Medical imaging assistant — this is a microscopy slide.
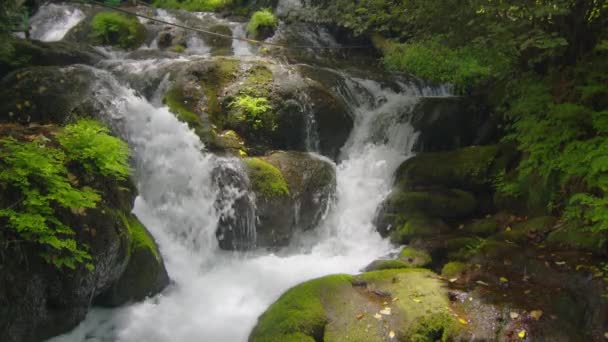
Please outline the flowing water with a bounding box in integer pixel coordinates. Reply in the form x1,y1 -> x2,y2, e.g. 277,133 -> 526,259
32,3 -> 449,341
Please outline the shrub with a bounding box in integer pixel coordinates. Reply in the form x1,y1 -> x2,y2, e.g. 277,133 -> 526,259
0,120 -> 130,270
90,12 -> 146,49
247,9 -> 278,38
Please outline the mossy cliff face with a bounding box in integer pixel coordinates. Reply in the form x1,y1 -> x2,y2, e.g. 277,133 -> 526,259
249,269 -> 461,342
0,124 -> 168,342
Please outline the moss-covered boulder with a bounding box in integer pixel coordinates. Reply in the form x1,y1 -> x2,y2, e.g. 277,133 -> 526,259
546,225 -> 606,254
387,215 -> 450,244
89,12 -> 146,49
463,217 -> 499,236
0,124 -> 169,342
250,269 -> 461,341
394,144 -> 513,193
242,152 -> 336,248
0,66 -> 98,124
440,261 -> 468,278
0,37 -> 102,78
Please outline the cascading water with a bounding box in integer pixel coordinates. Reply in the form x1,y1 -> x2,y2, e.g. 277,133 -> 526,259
34,4 -> 451,341
29,3 -> 85,42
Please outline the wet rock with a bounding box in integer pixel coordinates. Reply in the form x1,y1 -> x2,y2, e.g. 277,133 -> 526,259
0,66 -> 98,124
249,152 -> 336,248
0,38 -> 103,78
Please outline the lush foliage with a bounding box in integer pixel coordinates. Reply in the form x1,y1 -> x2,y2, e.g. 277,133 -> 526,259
152,0 -> 232,12
58,119 -> 130,180
497,53 -> 608,237
90,12 -> 146,49
0,120 -> 130,269
247,8 -> 278,37
319,0 -> 608,90
230,95 -> 276,132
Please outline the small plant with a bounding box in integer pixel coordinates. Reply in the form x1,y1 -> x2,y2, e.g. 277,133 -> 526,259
90,12 -> 146,49
247,9 -> 278,38
230,95 -> 276,132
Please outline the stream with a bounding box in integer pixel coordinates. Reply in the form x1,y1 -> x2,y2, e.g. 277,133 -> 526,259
29,2 -> 451,341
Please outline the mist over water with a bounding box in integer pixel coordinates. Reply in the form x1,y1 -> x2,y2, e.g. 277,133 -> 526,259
37,4 -> 450,341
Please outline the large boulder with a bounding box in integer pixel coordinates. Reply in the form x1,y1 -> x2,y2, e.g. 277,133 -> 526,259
164,57 -> 353,159
0,124 -> 169,342
0,38 -> 103,78
248,152 -> 336,248
215,152 -> 335,249
0,66 -> 98,124
249,269 -> 462,341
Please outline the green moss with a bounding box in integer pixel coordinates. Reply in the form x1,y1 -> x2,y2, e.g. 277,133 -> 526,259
441,262 -> 467,278
152,0 -> 232,11
119,212 -> 160,261
386,189 -> 477,219
90,12 -> 146,49
244,64 -> 273,93
395,145 -> 501,192
247,9 -> 278,38
202,58 -> 239,125
464,218 -> 498,236
445,237 -> 485,260
250,274 -> 352,342
391,215 -> 448,244
365,259 -> 410,271
163,87 -> 204,134
169,44 -> 186,53
399,247 -> 432,268
244,158 -> 290,198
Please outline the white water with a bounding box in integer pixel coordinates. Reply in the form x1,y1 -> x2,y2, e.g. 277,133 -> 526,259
29,3 -> 85,42
44,5 -> 449,342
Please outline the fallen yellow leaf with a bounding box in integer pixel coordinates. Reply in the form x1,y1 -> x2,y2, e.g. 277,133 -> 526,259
356,313 -> 364,320
380,307 -> 391,315
518,330 -> 526,339
500,277 -> 509,283
458,318 -> 468,325
373,313 -> 382,320
389,331 -> 395,339
510,312 -> 519,319
530,310 -> 543,320
412,298 -> 422,303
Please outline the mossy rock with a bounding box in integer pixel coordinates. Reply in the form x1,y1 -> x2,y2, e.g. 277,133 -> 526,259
398,247 -> 432,268
0,37 -> 102,78
445,236 -> 485,261
0,66 -> 97,124
441,261 -> 468,278
546,225 -> 607,254
244,157 -> 290,199
89,12 -> 146,49
364,259 -> 411,271
395,144 -> 510,192
250,269 -> 460,342
390,215 -> 450,244
463,217 -> 499,237
492,216 -> 557,244
206,25 -> 234,55
384,189 -> 477,220
94,213 -> 169,306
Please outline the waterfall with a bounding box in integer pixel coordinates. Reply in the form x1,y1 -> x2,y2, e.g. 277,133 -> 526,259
29,3 -> 85,42
40,4 -> 450,342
